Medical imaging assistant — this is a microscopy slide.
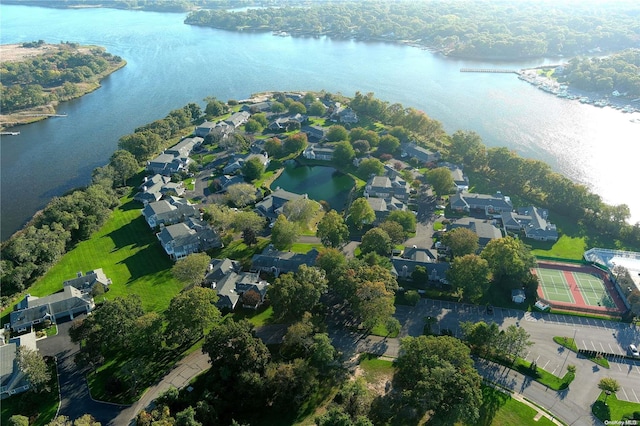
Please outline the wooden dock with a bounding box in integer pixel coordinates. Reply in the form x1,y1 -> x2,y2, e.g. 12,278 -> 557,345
0,131 -> 20,136
460,68 -> 518,74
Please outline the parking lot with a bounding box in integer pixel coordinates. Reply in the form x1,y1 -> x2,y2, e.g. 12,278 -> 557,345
403,299 -> 640,403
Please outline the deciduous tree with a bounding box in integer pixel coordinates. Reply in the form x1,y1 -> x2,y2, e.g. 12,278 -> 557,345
481,236 -> 536,286
269,265 -> 327,320
316,210 -> 349,248
241,157 -> 264,181
442,227 -> 479,258
447,254 -> 490,302
225,183 -> 258,207
387,210 -> 416,234
283,198 -> 321,225
164,287 -> 220,347
356,158 -> 385,179
271,214 -> 299,250
326,125 -> 348,142
16,346 -> 50,393
347,198 -> 375,230
172,252 -> 211,288
109,149 -> 138,186
360,228 -> 392,256
333,141 -> 356,167
427,167 -> 455,197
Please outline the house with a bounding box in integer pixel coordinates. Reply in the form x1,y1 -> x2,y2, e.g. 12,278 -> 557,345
195,121 -> 217,138
156,217 -> 222,260
240,101 -> 272,113
147,152 -> 189,176
134,174 -> 184,204
205,259 -> 268,310
255,188 -> 307,221
512,289 -> 526,304
1,332 -> 37,398
62,268 -> 111,293
165,137 -> 202,158
331,105 -> 358,124
222,153 -> 270,175
142,197 -> 199,228
303,144 -> 335,161
400,143 -> 441,164
391,247 -> 449,282
301,125 -> 326,142
449,217 -> 503,248
268,114 -> 307,132
501,206 -> 558,241
216,174 -> 246,191
251,246 -> 319,277
449,192 -> 513,215
445,164 -> 469,192
366,197 -> 407,223
364,175 -> 410,202
224,111 -> 251,128
9,286 -> 95,333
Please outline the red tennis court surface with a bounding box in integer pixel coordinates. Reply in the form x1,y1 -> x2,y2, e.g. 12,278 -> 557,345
533,260 -> 627,316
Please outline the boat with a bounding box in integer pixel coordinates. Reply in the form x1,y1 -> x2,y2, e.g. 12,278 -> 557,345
0,131 -> 20,136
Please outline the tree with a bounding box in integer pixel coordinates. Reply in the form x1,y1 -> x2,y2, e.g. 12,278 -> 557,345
271,101 -> 286,113
316,210 -> 349,248
164,287 -> 220,347
449,130 -> 487,170
347,198 -> 375,230
118,131 -> 162,163
8,415 -> 29,426
205,97 -> 227,116
283,132 -> 307,154
109,149 -> 138,186
283,198 -> 321,225
281,312 -> 315,359
288,101 -> 307,114
333,141 -> 356,167
241,157 -> 264,181
395,335 -> 483,424
131,312 -> 165,357
360,228 -> 392,256
356,158 -> 385,179
244,118 -> 263,133
225,183 -> 258,207
326,125 -> 349,142
232,211 -> 266,234
353,280 -> 395,330
598,377 -> 620,403
264,137 -> 283,158
172,252 -> 210,288
481,236 -> 536,287
351,139 -> 370,157
308,100 -> 326,116
316,247 -> 347,284
447,254 -> 491,302
349,127 -> 379,146
16,346 -> 51,393
269,265 -> 328,320
377,134 -> 400,155
427,167 -> 455,197
441,227 -> 479,257
242,227 -> 258,245
378,220 -> 405,245
387,210 -> 416,234
271,214 -> 299,250
175,406 -> 202,426
497,324 -> 533,360
460,321 -> 500,356
204,204 -> 234,231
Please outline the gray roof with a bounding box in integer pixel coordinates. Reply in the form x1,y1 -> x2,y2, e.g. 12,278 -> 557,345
62,268 -> 111,291
251,246 -> 319,275
205,258 -> 242,283
450,192 -> 513,212
255,189 -> 306,219
450,217 -> 503,247
10,287 -> 94,331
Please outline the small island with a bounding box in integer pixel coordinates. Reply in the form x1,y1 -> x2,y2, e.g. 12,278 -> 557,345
0,41 -> 126,131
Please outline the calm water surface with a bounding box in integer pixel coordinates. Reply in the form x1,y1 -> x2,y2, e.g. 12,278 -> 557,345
272,165 -> 354,211
1,5 -> 638,239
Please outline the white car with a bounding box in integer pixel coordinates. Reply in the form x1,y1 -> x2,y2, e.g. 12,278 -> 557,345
629,344 -> 639,357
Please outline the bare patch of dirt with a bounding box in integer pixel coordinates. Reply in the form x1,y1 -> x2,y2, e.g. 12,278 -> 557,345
1,43 -> 91,63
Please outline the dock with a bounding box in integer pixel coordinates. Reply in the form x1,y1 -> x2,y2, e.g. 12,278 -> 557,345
460,68 -> 518,74
0,131 -> 20,136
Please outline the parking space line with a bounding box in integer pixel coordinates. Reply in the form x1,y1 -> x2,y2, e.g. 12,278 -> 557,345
622,387 -> 630,401
582,340 -> 588,351
543,360 -> 550,369
633,388 -> 639,403
535,355 -> 541,362
616,363 -> 622,371
600,342 -> 606,353
635,366 -> 640,376
591,341 -> 597,351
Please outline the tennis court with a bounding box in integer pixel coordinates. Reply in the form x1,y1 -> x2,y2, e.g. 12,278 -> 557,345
534,268 -> 575,304
572,271 -> 615,308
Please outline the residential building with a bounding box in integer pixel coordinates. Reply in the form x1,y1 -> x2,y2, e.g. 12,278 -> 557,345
1,333 -> 37,398
501,206 -> 558,241
142,197 -> 199,228
442,163 -> 469,192
134,174 -> 185,204
391,246 -> 449,282
62,268 -> 111,293
303,144 -> 335,161
146,137 -> 202,176
366,197 -> 407,222
331,105 -> 358,124
222,153 -> 270,175
240,101 -> 272,113
195,121 -> 217,138
156,217 -> 222,260
251,246 -> 319,277
301,125 -> 326,142
9,286 -> 95,333
224,111 -> 251,128
449,192 -> 513,215
364,175 -> 410,202
450,217 -> 503,248
400,143 -> 441,164
255,188 -> 307,221
204,260 -> 269,310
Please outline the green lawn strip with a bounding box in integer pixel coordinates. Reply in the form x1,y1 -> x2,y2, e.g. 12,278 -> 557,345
290,242 -> 323,253
0,358 -> 59,425
476,385 -> 557,426
209,238 -> 270,269
553,336 -> 610,368
358,353 -> 395,384
530,234 -> 586,260
592,391 -> 640,423
489,356 -> 574,391
370,322 -> 400,338
232,305 -> 275,327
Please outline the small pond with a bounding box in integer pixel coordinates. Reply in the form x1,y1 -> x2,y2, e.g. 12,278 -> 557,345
271,164 -> 355,212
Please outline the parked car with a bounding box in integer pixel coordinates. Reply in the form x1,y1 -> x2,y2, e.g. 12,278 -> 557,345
629,344 -> 639,357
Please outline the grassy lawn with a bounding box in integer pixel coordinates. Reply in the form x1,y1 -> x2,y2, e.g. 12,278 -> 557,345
477,385 -> 556,426
530,234 -> 587,260
510,357 -> 575,390
232,305 -> 275,327
1,358 -> 59,426
1,195 -> 183,323
553,336 -> 610,368
593,391 -> 640,423
370,322 -> 400,338
358,353 -> 395,384
290,242 -> 323,253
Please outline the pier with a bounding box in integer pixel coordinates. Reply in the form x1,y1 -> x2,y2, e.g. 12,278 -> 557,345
0,132 -> 21,136
460,68 -> 518,74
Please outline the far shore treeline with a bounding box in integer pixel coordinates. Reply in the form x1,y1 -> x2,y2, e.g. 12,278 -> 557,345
1,91 -> 639,308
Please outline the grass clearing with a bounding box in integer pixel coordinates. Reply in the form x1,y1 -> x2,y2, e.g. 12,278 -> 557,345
553,336 -> 610,368
370,322 -> 400,338
290,242 -> 323,253
358,353 -> 395,384
592,391 -> 640,423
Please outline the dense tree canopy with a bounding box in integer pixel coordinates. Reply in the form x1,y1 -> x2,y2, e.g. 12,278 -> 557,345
441,227 -> 479,258
171,253 -> 211,289
447,254 -> 491,302
165,287 -> 220,347
271,214 -> 299,250
347,198 -> 375,230
269,265 -> 328,320
316,210 -> 349,248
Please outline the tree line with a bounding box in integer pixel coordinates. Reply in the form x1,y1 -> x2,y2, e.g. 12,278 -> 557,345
0,44 -> 125,113
559,49 -> 640,97
185,0 -> 640,59
0,104 -> 202,303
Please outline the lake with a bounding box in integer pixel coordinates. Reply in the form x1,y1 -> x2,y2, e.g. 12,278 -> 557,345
1,5 -> 638,240
271,164 -> 355,212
